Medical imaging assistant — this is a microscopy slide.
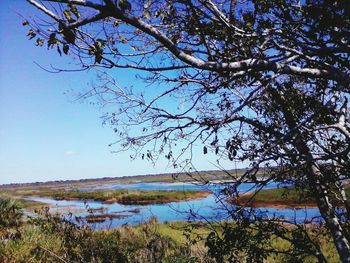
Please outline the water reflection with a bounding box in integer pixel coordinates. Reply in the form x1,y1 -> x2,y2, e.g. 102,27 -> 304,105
27,182 -> 321,228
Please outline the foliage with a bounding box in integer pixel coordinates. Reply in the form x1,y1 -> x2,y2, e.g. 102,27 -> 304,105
206,220 -> 271,262
23,0 -> 350,261
0,199 -> 23,240
0,199 -> 23,229
205,218 -> 334,263
0,207 -> 206,263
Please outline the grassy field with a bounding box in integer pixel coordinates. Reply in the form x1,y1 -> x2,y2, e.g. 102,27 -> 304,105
233,187 -> 350,208
14,199 -> 48,211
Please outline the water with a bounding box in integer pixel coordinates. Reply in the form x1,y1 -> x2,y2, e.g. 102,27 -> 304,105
27,182 -> 321,228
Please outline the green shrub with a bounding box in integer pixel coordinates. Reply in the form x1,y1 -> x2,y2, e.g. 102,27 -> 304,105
0,199 -> 23,229
0,198 -> 23,241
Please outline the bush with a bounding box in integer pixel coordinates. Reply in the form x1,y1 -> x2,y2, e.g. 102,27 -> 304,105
0,199 -> 23,228
0,199 -> 23,240
0,206 -> 208,262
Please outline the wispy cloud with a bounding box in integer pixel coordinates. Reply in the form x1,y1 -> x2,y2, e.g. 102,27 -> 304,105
64,150 -> 79,156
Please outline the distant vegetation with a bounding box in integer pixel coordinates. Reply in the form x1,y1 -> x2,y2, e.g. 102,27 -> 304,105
0,168 -> 263,190
5,188 -> 210,206
232,187 -> 350,208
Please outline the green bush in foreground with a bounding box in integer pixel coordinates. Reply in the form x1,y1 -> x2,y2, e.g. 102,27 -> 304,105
0,199 -> 23,228
0,205 -> 203,263
0,199 -> 23,240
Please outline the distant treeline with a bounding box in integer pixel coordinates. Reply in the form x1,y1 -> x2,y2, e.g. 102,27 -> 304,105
0,167 -> 271,189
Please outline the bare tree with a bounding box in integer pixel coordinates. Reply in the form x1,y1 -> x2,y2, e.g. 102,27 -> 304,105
24,0 -> 350,261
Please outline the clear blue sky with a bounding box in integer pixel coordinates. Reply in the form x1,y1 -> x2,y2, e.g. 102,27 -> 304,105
0,1 -> 236,184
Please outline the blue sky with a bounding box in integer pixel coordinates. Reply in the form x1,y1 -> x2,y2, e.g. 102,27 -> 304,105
0,1 -> 236,184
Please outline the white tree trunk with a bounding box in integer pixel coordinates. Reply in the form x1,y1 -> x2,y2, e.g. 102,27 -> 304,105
311,165 -> 350,263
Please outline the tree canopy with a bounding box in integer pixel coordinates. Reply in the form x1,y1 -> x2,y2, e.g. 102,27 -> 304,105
25,0 -> 350,261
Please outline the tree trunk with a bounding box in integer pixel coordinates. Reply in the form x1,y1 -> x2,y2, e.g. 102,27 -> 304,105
274,89 -> 350,262
310,164 -> 350,263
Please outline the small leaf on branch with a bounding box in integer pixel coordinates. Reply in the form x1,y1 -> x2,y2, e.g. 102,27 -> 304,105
119,0 -> 132,12
69,4 -> 80,19
47,33 -> 57,48
144,0 -> 151,9
27,29 -> 36,40
36,38 -> 44,46
144,10 -> 151,20
95,39 -> 107,48
119,36 -> 128,44
63,10 -> 74,22
61,28 -> 76,44
63,44 -> 69,55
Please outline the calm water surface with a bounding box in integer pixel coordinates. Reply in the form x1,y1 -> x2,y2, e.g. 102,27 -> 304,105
28,182 -> 321,228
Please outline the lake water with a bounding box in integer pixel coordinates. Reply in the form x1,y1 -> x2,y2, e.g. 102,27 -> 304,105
28,182 -> 321,228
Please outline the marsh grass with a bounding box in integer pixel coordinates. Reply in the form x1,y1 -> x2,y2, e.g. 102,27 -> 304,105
17,189 -> 210,205
235,187 -> 350,208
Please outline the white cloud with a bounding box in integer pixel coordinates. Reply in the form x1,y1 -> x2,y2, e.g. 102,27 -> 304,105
64,150 -> 79,156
